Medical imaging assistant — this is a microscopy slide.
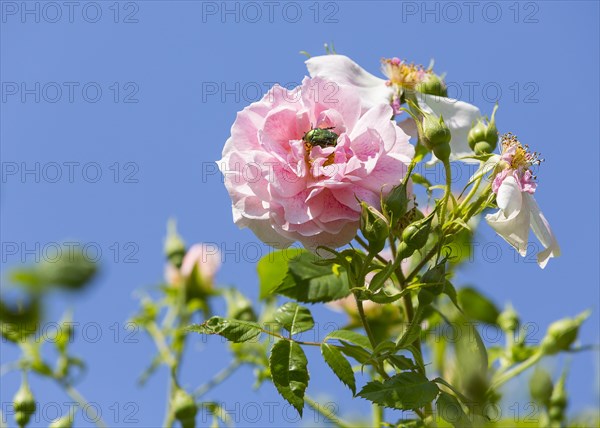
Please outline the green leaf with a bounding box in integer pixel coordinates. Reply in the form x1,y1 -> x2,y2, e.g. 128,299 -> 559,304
325,330 -> 373,351
454,322 -> 489,402
274,251 -> 350,303
187,317 -> 262,343
325,330 -> 373,364
455,323 -> 488,375
337,343 -> 372,365
443,281 -> 461,312
321,343 -> 356,395
457,287 -> 499,325
358,372 -> 439,410
257,249 -> 304,299
0,297 -> 41,342
436,392 -> 472,428
529,368 -> 553,405
10,244 -> 98,292
445,227 -> 473,266
388,355 -> 418,371
274,302 -> 314,335
269,339 -> 309,415
411,173 -> 432,190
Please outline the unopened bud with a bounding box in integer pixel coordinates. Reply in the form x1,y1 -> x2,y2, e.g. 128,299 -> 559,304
468,104 -> 499,155
360,202 -> 390,254
540,311 -> 589,355
416,73 -> 448,97
422,113 -> 451,161
13,379 -> 36,428
399,214 -> 434,258
172,388 -> 197,428
384,182 -> 410,222
498,305 -> 520,333
164,219 -> 186,268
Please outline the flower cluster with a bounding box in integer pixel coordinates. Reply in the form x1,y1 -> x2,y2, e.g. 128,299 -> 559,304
218,53 -> 559,267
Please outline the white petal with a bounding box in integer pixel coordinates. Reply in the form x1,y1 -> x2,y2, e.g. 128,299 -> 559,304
306,55 -> 392,111
496,176 -> 523,217
485,182 -> 530,256
523,193 -> 561,268
417,94 -> 481,163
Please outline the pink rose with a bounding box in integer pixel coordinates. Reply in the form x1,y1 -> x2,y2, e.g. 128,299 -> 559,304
218,77 -> 414,249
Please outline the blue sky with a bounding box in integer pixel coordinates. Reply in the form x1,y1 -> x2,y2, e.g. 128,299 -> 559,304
1,1 -> 599,426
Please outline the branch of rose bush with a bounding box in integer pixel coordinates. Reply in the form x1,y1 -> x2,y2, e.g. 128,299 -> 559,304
304,395 -> 354,428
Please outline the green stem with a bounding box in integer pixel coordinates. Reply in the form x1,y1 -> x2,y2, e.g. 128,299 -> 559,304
146,322 -> 177,369
62,384 -> 107,428
457,169 -> 483,213
355,236 -> 389,265
354,295 -> 378,350
405,245 -> 440,284
353,294 -> 389,380
305,395 -> 354,428
160,284 -> 190,428
194,360 -> 243,398
162,378 -> 176,428
489,351 -> 544,392
372,403 -> 384,427
439,160 -> 452,231
259,327 -> 322,346
461,182 -> 493,223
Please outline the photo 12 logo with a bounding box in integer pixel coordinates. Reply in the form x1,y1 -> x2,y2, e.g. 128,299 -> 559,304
400,1 -> 540,24
201,1 -> 340,24
1,1 -> 140,24
1,82 -> 139,104
1,161 -> 140,184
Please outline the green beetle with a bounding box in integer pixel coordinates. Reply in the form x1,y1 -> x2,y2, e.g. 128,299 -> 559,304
302,126 -> 339,148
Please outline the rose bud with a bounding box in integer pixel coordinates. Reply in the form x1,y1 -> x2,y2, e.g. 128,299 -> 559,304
468,104 -> 499,155
497,305 -> 520,333
164,219 -> 186,269
397,214 -> 434,258
540,311 -> 589,355
13,379 -> 36,428
416,73 -> 448,97
360,202 -> 390,254
422,112 -> 451,162
172,388 -> 198,428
